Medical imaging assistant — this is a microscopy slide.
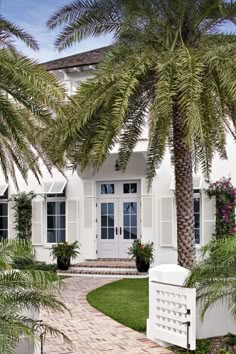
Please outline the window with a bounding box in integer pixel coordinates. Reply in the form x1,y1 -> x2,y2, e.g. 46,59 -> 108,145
194,194 -> 201,244
47,201 -> 66,243
0,203 -> 8,240
123,183 -> 137,194
101,184 -> 114,194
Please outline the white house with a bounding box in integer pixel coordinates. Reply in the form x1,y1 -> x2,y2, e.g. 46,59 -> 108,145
3,46 -> 236,265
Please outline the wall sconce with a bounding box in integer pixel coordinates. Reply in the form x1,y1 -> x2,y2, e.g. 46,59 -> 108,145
115,160 -> 120,171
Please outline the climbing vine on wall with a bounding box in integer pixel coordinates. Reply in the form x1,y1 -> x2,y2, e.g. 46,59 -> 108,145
10,192 -> 36,240
206,178 -> 236,238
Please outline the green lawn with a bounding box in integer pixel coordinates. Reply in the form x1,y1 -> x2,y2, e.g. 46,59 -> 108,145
87,278 -> 148,332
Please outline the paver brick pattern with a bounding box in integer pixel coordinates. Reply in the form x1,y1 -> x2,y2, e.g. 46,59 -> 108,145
41,276 -> 173,354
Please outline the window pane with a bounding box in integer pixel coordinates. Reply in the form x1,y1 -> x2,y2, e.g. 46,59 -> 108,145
130,183 -> 137,193
0,204 -> 7,216
195,229 -> 200,244
101,228 -> 107,239
194,214 -> 200,229
47,216 -> 56,229
47,202 -> 56,215
123,184 -> 130,193
101,203 -> 107,215
101,215 -> 107,227
123,215 -> 130,227
108,215 -> 114,227
47,230 -> 56,243
0,217 -> 7,230
101,184 -> 114,194
0,230 -> 7,240
194,198 -> 200,213
57,202 -> 65,215
108,227 -> 114,239
124,228 -> 130,239
57,229 -> 65,242
57,215 -> 65,229
131,228 -> 137,239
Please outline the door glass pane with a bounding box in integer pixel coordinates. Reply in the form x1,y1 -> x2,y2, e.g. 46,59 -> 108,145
130,202 -> 137,214
108,227 -> 114,239
108,215 -> 114,227
123,202 -> 130,214
101,203 -> 107,215
101,228 -> 107,239
131,228 -> 137,239
123,215 -> 129,226
101,215 -> 107,227
108,203 -> 114,214
131,215 -> 137,226
124,228 -> 130,239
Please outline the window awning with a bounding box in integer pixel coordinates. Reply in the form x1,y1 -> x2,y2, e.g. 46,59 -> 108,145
0,184 -> 8,196
170,176 -> 202,190
42,180 -> 67,194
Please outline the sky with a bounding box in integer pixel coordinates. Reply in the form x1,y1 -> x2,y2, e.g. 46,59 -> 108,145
2,0 -> 113,63
3,1 -> 236,63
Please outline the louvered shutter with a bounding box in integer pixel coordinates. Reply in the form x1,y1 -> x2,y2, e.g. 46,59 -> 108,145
83,181 -> 95,228
32,200 -> 44,245
141,178 -> 154,243
66,200 -> 79,242
160,197 -> 174,247
8,201 -> 16,239
202,193 -> 215,244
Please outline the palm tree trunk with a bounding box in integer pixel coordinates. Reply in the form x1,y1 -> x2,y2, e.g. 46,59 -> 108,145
172,105 -> 196,269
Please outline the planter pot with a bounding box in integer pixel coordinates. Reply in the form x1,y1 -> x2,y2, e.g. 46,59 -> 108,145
136,257 -> 150,273
57,256 -> 70,271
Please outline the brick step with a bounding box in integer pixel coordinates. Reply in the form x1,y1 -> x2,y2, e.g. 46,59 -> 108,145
72,260 -> 136,269
59,268 -> 147,276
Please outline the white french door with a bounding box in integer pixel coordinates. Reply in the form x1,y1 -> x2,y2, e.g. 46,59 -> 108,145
97,181 -> 141,258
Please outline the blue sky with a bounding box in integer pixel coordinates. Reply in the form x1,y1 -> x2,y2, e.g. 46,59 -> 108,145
3,1 -> 236,63
3,0 -> 113,62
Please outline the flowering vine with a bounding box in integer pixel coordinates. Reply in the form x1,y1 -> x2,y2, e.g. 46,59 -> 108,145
206,178 -> 236,237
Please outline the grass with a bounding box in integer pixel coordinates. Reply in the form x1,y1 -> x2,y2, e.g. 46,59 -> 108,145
87,278 -> 148,332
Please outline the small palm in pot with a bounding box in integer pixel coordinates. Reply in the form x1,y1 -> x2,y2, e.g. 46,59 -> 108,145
128,240 -> 154,272
51,241 -> 80,270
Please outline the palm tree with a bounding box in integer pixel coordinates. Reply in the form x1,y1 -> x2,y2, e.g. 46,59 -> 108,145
0,240 -> 71,354
48,0 -> 236,269
186,235 -> 236,319
0,16 -> 65,186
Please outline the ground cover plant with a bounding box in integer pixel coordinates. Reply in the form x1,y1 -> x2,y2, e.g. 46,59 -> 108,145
87,278 -> 148,332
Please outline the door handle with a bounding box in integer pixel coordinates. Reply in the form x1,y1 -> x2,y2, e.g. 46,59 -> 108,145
120,227 -> 122,235
115,227 -> 118,235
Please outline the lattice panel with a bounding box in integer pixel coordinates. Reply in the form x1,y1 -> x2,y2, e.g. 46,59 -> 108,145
150,282 -> 196,350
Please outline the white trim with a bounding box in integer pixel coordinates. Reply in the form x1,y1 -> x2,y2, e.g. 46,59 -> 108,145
0,184 -> 8,196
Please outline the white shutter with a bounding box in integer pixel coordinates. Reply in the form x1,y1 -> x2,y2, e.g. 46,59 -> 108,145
8,201 -> 16,240
84,181 -> 94,197
66,200 -> 79,242
202,193 -> 215,244
160,197 -> 174,247
83,181 -> 95,229
32,200 -> 44,245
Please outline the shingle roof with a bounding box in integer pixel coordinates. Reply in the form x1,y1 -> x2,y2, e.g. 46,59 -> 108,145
42,46 -> 111,71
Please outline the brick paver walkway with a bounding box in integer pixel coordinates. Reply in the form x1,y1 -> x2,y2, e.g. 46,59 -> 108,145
42,276 -> 173,354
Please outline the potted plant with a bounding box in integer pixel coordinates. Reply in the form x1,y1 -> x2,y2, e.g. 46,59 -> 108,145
50,241 -> 80,270
128,239 -> 154,272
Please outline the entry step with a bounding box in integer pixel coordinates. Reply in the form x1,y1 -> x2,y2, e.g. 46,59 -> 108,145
71,259 -> 136,269
59,268 -> 147,276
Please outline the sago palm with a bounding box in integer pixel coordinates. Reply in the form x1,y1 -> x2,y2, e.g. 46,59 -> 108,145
0,16 -> 65,186
186,235 -> 236,319
48,0 -> 236,268
0,240 -> 71,354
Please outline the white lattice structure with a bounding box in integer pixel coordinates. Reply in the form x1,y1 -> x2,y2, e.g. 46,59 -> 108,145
147,264 -> 196,350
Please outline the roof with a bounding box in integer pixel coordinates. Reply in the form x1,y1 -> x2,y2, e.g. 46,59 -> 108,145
42,46 -> 111,71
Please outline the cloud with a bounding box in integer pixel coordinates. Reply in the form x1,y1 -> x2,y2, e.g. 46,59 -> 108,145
3,0 -> 113,62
